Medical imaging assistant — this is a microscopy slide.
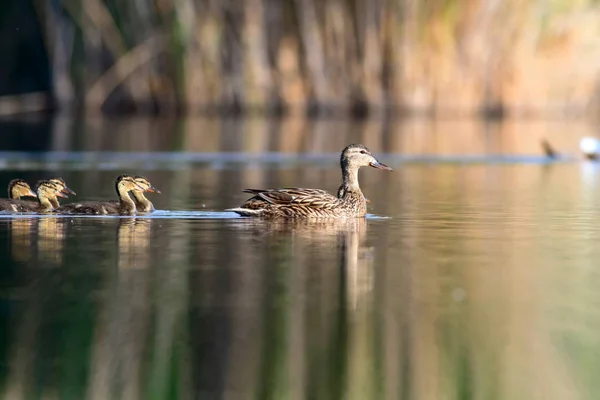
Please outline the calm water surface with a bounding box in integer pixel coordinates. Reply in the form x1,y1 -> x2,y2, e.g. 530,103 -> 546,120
1,119 -> 600,399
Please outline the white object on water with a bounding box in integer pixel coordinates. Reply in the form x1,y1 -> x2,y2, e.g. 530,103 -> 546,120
580,137 -> 600,156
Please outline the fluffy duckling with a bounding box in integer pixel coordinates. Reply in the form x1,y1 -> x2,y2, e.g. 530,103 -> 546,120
54,175 -> 145,215
47,178 -> 76,208
12,180 -> 69,213
0,179 -> 37,212
7,179 -> 35,200
107,176 -> 160,213
131,176 -> 160,212
17,177 -> 76,209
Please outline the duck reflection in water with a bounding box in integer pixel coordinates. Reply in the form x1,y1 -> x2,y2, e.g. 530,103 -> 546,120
200,217 -> 376,397
86,218 -> 154,400
117,217 -> 153,269
9,217 -> 69,266
37,217 -> 68,265
230,217 -> 373,308
10,218 -> 35,263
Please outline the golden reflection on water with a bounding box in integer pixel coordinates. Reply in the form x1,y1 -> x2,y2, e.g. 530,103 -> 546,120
37,217 -> 67,265
87,218 -> 154,400
10,217 -> 68,265
10,218 -> 34,263
45,116 -> 597,158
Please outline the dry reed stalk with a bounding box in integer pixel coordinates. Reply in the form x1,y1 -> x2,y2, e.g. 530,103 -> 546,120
14,0 -> 599,116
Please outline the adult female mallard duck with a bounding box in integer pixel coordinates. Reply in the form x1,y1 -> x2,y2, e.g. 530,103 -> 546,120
54,175 -> 145,215
228,144 -> 393,218
8,180 -> 70,213
106,176 -> 160,213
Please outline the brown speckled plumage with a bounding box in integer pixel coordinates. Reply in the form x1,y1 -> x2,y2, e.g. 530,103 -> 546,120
228,144 -> 392,218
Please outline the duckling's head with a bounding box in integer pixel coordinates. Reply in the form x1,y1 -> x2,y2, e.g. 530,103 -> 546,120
134,176 -> 161,194
115,174 -> 145,194
340,144 -> 393,171
35,180 -> 69,200
49,177 -> 76,196
8,179 -> 36,199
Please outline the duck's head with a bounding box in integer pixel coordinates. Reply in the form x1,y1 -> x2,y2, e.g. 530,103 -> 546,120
134,176 -> 161,194
8,179 -> 36,199
35,180 -> 69,200
48,177 -> 76,196
340,144 -> 393,171
115,174 -> 146,194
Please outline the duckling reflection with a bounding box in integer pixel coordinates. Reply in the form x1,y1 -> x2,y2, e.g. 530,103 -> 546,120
10,218 -> 36,263
86,218 -> 154,400
117,218 -> 152,269
37,217 -> 68,265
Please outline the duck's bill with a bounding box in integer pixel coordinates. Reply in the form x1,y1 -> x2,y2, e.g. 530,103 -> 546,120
62,186 -> 76,196
369,161 -> 393,171
26,189 -> 37,197
56,191 -> 69,198
146,186 -> 161,194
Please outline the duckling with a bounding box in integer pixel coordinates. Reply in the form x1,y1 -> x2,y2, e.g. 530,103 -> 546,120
106,176 -> 160,213
228,144 -> 393,218
8,179 -> 36,199
18,177 -> 76,209
47,178 -> 77,208
11,180 -> 69,213
0,179 -> 37,212
54,175 -> 145,215
131,176 -> 160,212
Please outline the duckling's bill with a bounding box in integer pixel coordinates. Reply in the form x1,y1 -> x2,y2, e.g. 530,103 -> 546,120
145,185 -> 161,194
61,186 -> 76,195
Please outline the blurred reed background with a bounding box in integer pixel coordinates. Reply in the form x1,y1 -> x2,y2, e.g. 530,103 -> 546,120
3,0 -> 600,117
0,116 -> 594,157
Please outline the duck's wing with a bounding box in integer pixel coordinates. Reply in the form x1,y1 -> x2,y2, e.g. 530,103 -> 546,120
241,187 -> 339,209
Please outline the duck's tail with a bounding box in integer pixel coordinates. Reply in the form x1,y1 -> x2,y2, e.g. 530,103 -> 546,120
226,207 -> 264,217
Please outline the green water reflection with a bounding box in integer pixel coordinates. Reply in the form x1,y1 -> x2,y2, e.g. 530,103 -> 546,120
0,161 -> 599,400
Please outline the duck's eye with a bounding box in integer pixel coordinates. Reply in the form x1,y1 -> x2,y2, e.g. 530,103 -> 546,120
360,150 -> 367,154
